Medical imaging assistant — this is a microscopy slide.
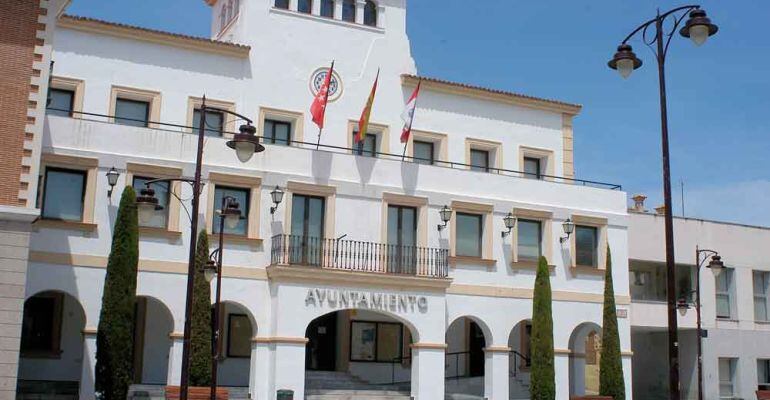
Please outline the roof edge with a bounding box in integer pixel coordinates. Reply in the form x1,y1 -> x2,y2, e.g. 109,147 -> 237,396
58,15 -> 250,58
402,74 -> 582,115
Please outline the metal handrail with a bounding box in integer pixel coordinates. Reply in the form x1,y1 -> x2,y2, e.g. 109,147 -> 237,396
510,350 -> 531,378
270,234 -> 449,278
46,108 -> 622,190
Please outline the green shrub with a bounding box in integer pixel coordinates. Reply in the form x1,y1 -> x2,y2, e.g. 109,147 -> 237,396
189,230 -> 212,386
530,256 -> 555,400
600,245 -> 626,400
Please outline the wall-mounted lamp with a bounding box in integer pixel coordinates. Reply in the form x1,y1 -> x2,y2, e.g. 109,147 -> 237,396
559,218 -> 575,244
270,186 -> 284,215
501,212 -> 517,238
437,205 -> 452,232
106,167 -> 120,198
676,297 -> 691,317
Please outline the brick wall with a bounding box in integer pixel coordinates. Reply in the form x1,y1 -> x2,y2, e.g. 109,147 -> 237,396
0,0 -> 41,207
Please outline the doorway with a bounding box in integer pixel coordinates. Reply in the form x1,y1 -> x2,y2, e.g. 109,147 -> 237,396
290,194 -> 325,265
306,312 -> 337,371
387,205 -> 417,274
468,321 -> 486,377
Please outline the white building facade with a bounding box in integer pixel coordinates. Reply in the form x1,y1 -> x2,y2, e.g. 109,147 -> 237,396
16,1 -> 637,400
629,203 -> 770,400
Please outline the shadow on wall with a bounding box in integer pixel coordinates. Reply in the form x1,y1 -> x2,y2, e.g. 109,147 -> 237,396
311,150 -> 333,185
400,162 -> 418,194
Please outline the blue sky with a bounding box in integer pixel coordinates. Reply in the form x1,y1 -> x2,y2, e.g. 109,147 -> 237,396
66,1 -> 770,226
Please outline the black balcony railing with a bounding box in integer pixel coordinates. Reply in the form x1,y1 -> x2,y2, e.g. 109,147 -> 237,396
270,234 -> 449,278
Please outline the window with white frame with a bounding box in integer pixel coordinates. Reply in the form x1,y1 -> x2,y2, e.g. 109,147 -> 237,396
754,271 -> 770,322
523,157 -> 542,180
41,167 -> 86,222
759,359 -> 770,390
413,140 -> 434,165
115,98 -> 150,127
716,268 -> 734,319
456,212 -> 483,258
718,358 -> 737,398
517,219 -> 542,262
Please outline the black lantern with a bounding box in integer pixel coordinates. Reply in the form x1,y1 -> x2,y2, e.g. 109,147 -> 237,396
677,297 -> 691,317
221,198 -> 242,230
203,260 -> 218,283
560,218 -> 575,243
106,167 -> 120,198
226,123 -> 264,163
707,254 -> 725,277
608,44 -> 643,79
437,205 -> 452,232
501,212 -> 517,238
270,186 -> 284,215
679,9 -> 719,46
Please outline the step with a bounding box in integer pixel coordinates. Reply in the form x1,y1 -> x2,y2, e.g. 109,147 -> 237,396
306,389 -> 411,400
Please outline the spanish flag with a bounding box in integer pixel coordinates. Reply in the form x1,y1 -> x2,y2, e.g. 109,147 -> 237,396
356,69 -> 380,144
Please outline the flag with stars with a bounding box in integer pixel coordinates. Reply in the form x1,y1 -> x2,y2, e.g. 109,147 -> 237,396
311,61 -> 335,130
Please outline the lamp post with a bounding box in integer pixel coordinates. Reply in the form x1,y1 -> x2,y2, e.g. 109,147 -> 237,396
135,97 -> 263,400
203,196 -> 242,400
676,247 -> 724,400
608,6 -> 718,398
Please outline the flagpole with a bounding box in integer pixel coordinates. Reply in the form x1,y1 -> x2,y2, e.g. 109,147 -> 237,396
402,79 -> 421,162
315,126 -> 323,150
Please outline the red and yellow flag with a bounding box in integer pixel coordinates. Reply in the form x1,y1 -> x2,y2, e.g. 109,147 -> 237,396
356,69 -> 380,144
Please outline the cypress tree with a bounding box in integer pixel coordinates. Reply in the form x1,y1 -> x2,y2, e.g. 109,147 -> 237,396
600,245 -> 626,399
530,256 -> 555,400
95,186 -> 139,400
189,230 -> 212,386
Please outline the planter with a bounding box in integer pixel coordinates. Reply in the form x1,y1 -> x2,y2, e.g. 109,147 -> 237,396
757,390 -> 770,400
164,386 -> 229,400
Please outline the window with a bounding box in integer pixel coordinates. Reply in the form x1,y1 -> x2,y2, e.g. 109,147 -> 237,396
470,149 -> 489,172
387,205 -> 417,273
115,98 -> 150,127
41,167 -> 86,221
132,176 -> 170,229
320,0 -> 334,17
20,293 -> 63,356
754,271 -> 769,321
716,268 -> 734,319
353,132 -> 377,157
47,88 -> 74,117
290,194 -> 325,265
517,219 -> 542,262
523,157 -> 542,180
350,321 -> 403,362
575,225 -> 598,267
264,119 -> 291,145
226,314 -> 251,358
456,213 -> 483,258
213,186 -> 249,236
363,0 -> 377,26
298,0 -> 312,13
193,108 -> 225,137
718,358 -> 736,398
759,359 -> 770,391
275,0 -> 289,9
342,0 -> 356,22
413,140 -> 434,165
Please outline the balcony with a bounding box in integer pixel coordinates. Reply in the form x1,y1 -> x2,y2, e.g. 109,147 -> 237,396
270,234 -> 449,279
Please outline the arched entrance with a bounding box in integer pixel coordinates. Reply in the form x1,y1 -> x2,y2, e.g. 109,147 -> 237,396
445,316 -> 489,398
569,322 -> 602,397
132,296 -> 173,384
17,290 -> 85,397
215,301 -> 256,387
304,309 -> 414,395
508,319 -> 532,399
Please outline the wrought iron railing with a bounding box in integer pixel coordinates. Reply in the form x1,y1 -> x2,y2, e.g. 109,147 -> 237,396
270,234 -> 449,278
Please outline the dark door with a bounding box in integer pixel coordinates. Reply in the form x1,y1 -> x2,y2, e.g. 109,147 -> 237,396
306,313 -> 337,371
468,322 -> 486,377
290,194 -> 325,265
387,205 -> 417,274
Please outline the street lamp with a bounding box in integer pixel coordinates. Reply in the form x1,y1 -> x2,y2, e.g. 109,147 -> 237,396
501,212 -> 517,238
608,7 -> 718,399
106,167 -> 120,198
677,247 -> 724,400
134,96 -> 262,400
269,186 -> 285,215
437,205 -> 452,232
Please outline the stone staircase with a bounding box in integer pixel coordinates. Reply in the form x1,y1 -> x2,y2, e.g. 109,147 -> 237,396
127,385 -> 250,400
305,371 -> 411,399
509,371 -> 531,399
16,380 -> 79,400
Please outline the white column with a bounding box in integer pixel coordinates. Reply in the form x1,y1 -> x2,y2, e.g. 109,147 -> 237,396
289,0 -> 298,12
273,341 -> 307,399
555,352 -> 571,399
79,331 -> 97,400
354,0 -> 365,24
250,341 -> 272,400
411,346 -> 445,400
483,347 -> 510,400
311,0 -> 321,15
333,0 -> 342,20
166,334 -> 184,385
